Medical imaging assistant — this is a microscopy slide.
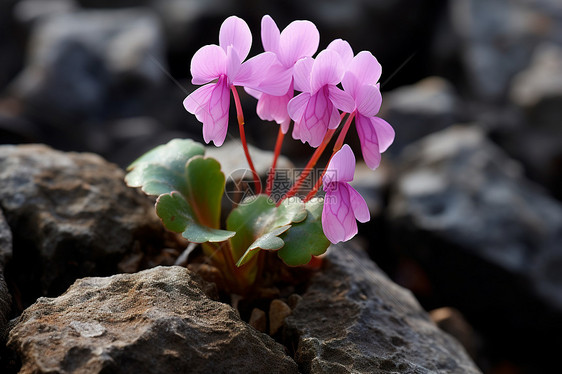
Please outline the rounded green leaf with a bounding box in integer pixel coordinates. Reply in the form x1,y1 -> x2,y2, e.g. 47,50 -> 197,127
278,198 -> 330,266
156,192 -> 235,243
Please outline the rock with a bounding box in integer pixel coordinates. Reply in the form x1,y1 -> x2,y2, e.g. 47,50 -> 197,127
505,43 -> 562,199
0,144 -> 164,306
11,8 -> 167,147
249,308 -> 267,333
284,243 -> 480,374
430,307 -> 480,361
287,294 -> 302,310
388,125 -> 562,370
380,77 -> 459,156
269,299 -> 291,336
449,0 -> 561,101
0,209 -> 12,330
8,266 -> 299,374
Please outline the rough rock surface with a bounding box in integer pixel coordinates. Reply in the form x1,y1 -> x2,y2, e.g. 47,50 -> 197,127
381,77 -> 459,156
388,125 -> 562,367
0,209 -> 12,331
284,243 -> 480,374
0,144 -> 164,305
8,266 -> 299,374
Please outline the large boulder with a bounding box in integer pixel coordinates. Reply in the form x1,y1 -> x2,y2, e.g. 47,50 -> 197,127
7,266 -> 299,374
0,144 -> 164,306
284,243 -> 481,374
388,125 -> 562,370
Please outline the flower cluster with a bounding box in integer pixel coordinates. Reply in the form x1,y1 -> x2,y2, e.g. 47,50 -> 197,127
184,15 -> 394,244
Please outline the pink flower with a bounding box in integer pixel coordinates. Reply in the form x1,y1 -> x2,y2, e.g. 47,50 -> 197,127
245,15 -> 320,133
331,40 -> 395,169
287,49 -> 355,148
322,144 -> 369,244
183,16 -> 276,146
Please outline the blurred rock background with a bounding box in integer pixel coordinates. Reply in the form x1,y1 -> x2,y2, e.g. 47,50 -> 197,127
0,0 -> 561,373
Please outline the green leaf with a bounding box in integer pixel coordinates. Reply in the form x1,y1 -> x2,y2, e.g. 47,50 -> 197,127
157,192 -> 235,243
125,138 -> 234,244
125,139 -> 205,196
277,198 -> 330,266
226,195 -> 307,267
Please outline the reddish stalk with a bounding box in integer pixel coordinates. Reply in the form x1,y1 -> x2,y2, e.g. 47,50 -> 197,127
265,125 -> 286,196
231,86 -> 262,195
304,111 -> 357,202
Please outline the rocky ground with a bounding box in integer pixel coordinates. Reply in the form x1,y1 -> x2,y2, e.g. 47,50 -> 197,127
1,0 -> 561,373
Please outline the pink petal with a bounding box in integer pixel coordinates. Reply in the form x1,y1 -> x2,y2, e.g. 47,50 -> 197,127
355,114 -> 381,170
327,39 -> 354,67
311,50 -> 344,93
261,15 -> 280,53
298,89 -> 332,147
326,144 -> 355,183
342,51 -> 382,95
322,185 -> 358,243
278,20 -> 320,67
225,45 -> 242,84
287,92 -> 310,124
183,83 -> 215,119
219,16 -> 252,60
327,103 -> 341,130
345,184 -> 370,223
293,57 -> 313,92
355,84 -> 382,117
328,85 -> 355,113
203,76 -> 230,146
255,89 -> 293,128
372,116 -> 395,153
232,51 -> 277,90
244,87 -> 262,100
190,45 -> 227,85
254,62 -> 293,96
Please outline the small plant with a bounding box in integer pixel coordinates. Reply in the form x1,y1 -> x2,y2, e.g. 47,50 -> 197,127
125,15 -> 394,295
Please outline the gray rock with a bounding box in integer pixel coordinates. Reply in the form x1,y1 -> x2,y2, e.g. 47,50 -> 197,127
12,8 -> 166,125
381,77 -> 459,156
388,125 -> 562,367
284,243 -> 480,374
8,266 -> 299,374
0,209 -> 12,333
450,0 -> 562,101
0,144 -> 164,305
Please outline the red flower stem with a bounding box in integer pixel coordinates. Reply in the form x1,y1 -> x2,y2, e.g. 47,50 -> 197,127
333,110 -> 356,153
276,127 -> 336,206
231,85 -> 262,195
265,125 -> 286,196
304,111 -> 356,202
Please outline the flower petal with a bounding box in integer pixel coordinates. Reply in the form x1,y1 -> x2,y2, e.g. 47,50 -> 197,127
371,116 -> 395,153
343,51 -> 382,94
287,92 -> 310,124
232,51 -> 276,89
345,184 -> 370,223
225,45 -> 242,83
326,144 -> 355,183
311,49 -> 344,93
327,39 -> 354,67
261,15 -> 280,53
293,56 -> 313,92
278,20 -> 320,67
254,62 -> 293,96
183,83 -> 215,118
322,185 -> 357,243
219,16 -> 252,60
255,89 -> 293,128
203,77 -> 230,146
190,45 -> 227,85
328,85 -> 355,113
299,89 -> 332,147
355,84 -> 382,117
355,114 -> 381,170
